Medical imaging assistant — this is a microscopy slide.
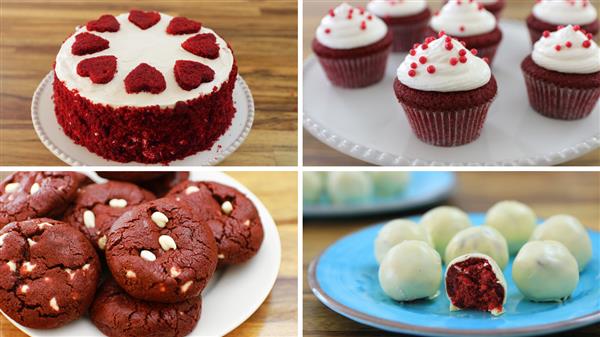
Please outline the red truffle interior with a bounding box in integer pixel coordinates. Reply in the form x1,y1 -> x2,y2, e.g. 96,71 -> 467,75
445,257 -> 504,314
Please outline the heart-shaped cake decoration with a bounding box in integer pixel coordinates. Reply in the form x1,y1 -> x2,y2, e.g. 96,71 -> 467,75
86,14 -> 120,32
128,9 -> 161,30
71,32 -> 110,56
181,33 -> 220,59
174,60 -> 215,90
167,17 -> 202,35
124,63 -> 166,94
77,56 -> 118,84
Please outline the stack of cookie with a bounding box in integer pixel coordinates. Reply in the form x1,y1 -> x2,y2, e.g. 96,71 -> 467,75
0,171 -> 264,337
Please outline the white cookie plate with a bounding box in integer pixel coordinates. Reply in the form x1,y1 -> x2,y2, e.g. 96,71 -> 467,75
32,72 -> 254,166
1,171 -> 281,337
304,20 -> 600,166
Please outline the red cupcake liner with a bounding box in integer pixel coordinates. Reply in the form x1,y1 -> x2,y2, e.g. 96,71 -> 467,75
389,21 -> 429,52
400,99 -> 494,147
316,47 -> 391,88
523,72 -> 600,120
477,44 -> 499,65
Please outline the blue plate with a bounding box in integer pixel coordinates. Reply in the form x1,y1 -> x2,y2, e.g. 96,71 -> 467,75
304,172 -> 455,218
308,214 -> 600,337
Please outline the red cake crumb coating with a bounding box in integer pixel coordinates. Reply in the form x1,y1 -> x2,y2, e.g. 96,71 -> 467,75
124,63 -> 166,94
53,62 -> 238,164
128,9 -> 161,30
174,60 -> 215,91
86,14 -> 120,33
167,17 -> 202,35
380,8 -> 431,52
71,32 -> 109,56
182,34 -> 220,59
77,56 -> 117,84
526,14 -> 599,44
446,257 -> 505,315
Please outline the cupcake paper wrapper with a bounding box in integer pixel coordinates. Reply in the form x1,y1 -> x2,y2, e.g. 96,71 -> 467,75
317,47 -> 391,88
389,21 -> 429,52
401,99 -> 494,147
523,73 -> 600,120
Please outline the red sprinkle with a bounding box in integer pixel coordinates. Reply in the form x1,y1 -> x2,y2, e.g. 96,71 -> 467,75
427,65 -> 436,74
582,40 -> 591,48
422,43 -> 429,50
408,69 -> 416,77
542,30 -> 550,38
410,62 -> 418,69
458,49 -> 467,56
449,57 -> 459,66
483,57 -> 490,64
409,49 -> 417,56
470,48 -> 478,55
325,28 -> 331,34
459,56 -> 467,63
565,41 -> 572,48
573,25 -> 581,31
555,45 -> 562,51
459,25 -> 465,32
438,30 -> 446,37
419,56 -> 427,64
445,43 -> 453,50
360,21 -> 367,30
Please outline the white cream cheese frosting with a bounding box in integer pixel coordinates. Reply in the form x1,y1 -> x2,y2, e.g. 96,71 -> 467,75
478,0 -> 499,4
55,12 -> 234,108
532,0 -> 598,25
532,25 -> 600,74
430,0 -> 497,37
315,2 -> 388,49
397,34 -> 492,92
367,0 -> 428,18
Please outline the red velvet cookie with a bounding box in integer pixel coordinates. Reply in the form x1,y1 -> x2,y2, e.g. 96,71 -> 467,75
0,218 -> 101,328
96,172 -> 190,197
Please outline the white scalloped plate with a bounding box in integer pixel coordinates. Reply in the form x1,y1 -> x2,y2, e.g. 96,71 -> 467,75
32,72 -> 254,166
303,20 -> 600,166
1,171 -> 281,337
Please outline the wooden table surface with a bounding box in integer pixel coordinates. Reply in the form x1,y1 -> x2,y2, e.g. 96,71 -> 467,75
302,0 -> 600,166
0,0 -> 298,166
0,171 -> 298,337
303,172 -> 600,337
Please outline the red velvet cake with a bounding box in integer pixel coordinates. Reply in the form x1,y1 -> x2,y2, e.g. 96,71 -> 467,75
445,253 -> 507,316
53,10 -> 237,164
526,0 -> 598,44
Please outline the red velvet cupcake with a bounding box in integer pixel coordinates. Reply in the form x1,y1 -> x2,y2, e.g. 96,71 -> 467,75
393,33 -> 497,147
444,0 -> 506,20
522,25 -> 600,120
367,0 -> 431,52
429,0 -> 502,65
526,0 -> 598,45
312,3 -> 393,88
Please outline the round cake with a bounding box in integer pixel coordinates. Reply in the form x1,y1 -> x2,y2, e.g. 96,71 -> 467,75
53,10 -> 238,163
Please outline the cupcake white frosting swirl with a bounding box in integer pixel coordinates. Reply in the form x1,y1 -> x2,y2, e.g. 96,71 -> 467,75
478,0 -> 499,4
532,0 -> 597,25
397,34 -> 491,92
316,2 -> 388,49
430,0 -> 496,37
532,25 -> 600,74
367,0 -> 428,18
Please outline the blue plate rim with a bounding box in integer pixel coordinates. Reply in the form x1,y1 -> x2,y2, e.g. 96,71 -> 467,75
308,223 -> 600,337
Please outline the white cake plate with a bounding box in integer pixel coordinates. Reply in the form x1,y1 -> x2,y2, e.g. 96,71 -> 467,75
303,20 -> 600,166
32,72 -> 254,166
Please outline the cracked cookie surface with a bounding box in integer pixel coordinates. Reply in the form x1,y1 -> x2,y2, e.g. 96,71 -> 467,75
167,181 -> 264,265
0,218 -> 101,328
105,198 -> 217,303
90,278 -> 201,337
63,181 -> 155,251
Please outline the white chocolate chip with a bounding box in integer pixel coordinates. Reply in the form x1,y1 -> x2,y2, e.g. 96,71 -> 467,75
49,297 -> 59,311
151,211 -> 169,228
140,250 -> 156,262
29,183 -> 40,194
4,182 -> 20,193
158,235 -> 177,251
97,236 -> 107,250
64,268 -> 76,280
82,264 -> 90,271
180,280 -> 193,293
22,262 -> 36,273
243,220 -> 250,226
83,210 -> 95,229
0,233 -> 8,247
6,261 -> 16,272
126,270 -> 136,279
20,285 -> 29,293
170,266 -> 181,278
218,254 -> 225,259
27,238 -> 36,246
38,222 -> 52,229
109,198 -> 127,208
221,201 -> 233,215
185,186 -> 200,195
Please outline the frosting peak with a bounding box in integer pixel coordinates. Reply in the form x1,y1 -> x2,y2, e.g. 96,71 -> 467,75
532,25 -> 600,74
367,0 -> 428,18
533,0 -> 597,25
397,33 -> 492,92
316,2 -> 388,49
430,0 -> 496,37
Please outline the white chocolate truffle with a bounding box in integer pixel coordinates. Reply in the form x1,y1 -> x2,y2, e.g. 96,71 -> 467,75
369,172 -> 410,197
512,240 -> 579,302
444,226 -> 509,269
485,200 -> 537,255
379,240 -> 442,301
303,172 -> 324,204
326,172 -> 374,205
530,214 -> 592,271
445,253 -> 507,316
421,206 -> 471,256
374,219 -> 431,264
